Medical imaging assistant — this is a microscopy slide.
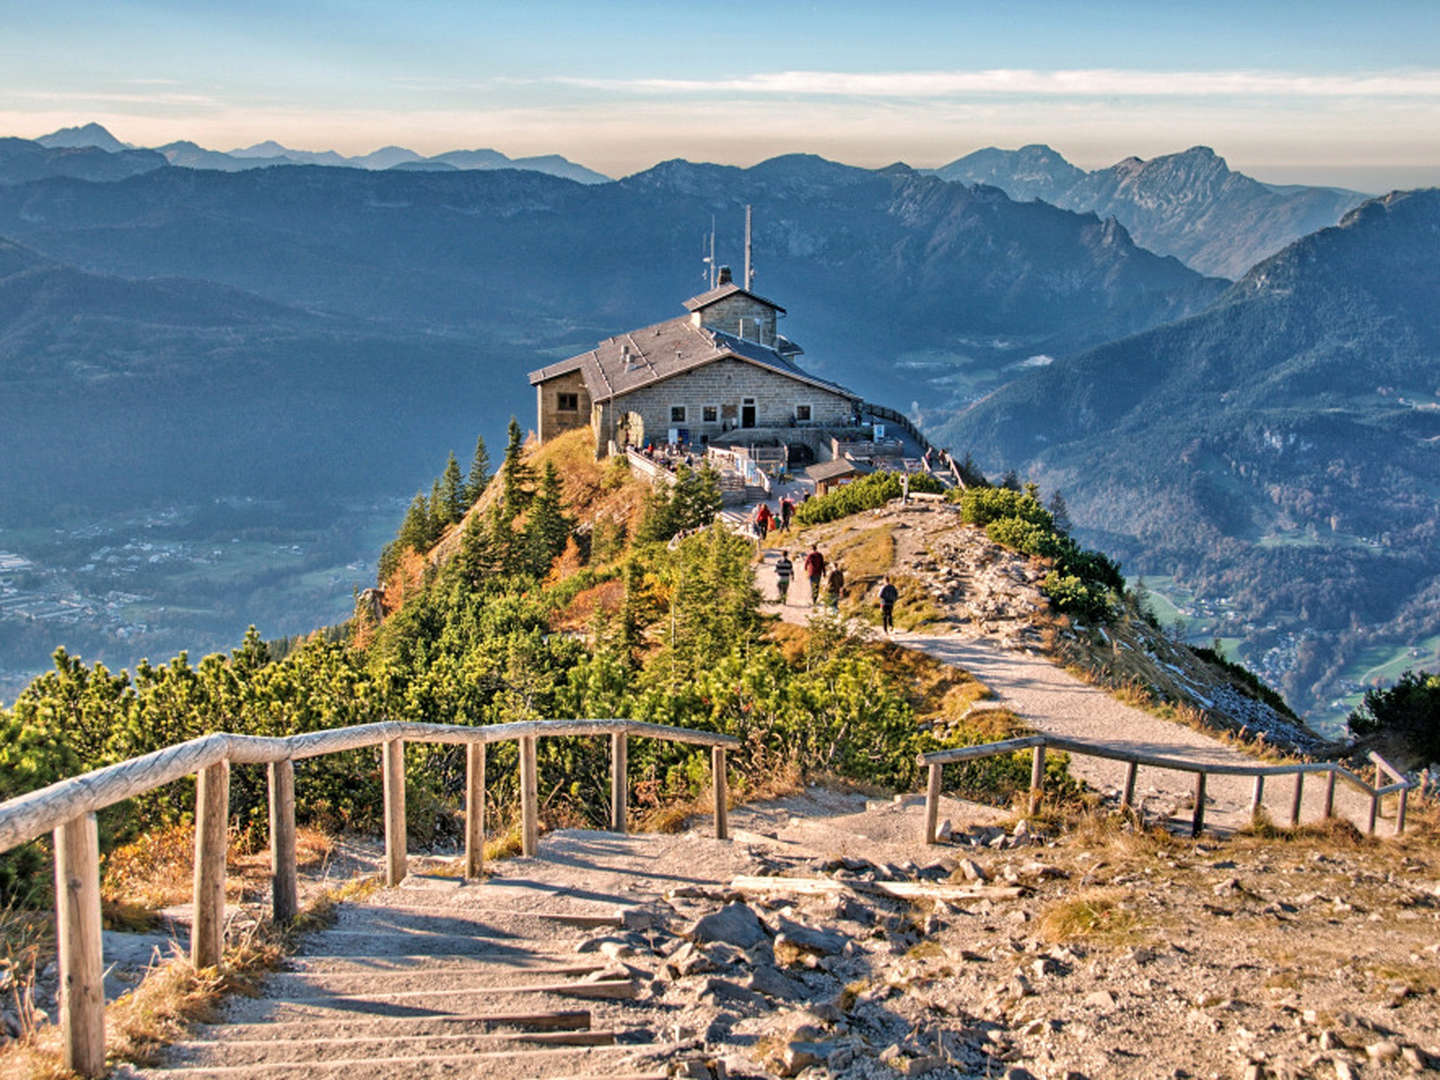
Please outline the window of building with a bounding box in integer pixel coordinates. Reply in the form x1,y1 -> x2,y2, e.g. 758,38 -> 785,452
702,404 -> 719,423
556,392 -> 579,412
670,405 -> 687,423
795,403 -> 813,422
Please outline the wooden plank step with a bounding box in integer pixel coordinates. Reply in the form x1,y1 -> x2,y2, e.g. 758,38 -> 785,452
164,1028 -> 618,1066
729,874 -> 1026,901
200,1009 -> 592,1041
141,1040 -> 677,1078
283,952 -> 593,972
220,978 -> 638,1023
262,977 -> 635,1004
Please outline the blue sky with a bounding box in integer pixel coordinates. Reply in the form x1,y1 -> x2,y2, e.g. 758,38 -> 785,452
4,1 -> 1439,188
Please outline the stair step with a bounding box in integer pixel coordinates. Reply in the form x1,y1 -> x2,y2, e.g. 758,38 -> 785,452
285,952 -> 592,972
201,1009 -> 593,1041
164,1028 -> 619,1067
264,964 -> 611,992
141,1040 -> 676,1078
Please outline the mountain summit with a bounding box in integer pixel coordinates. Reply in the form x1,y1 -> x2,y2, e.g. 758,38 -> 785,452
932,145 -> 1368,279
35,121 -> 128,153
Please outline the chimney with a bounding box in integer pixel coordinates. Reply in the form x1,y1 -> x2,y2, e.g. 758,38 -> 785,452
717,265 -> 733,285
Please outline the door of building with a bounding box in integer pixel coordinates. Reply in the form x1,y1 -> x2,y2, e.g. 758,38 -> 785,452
741,398 -> 756,428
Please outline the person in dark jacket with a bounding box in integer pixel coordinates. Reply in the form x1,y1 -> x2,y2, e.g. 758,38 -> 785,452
803,545 -> 825,605
825,565 -> 845,612
774,551 -> 794,604
879,576 -> 899,634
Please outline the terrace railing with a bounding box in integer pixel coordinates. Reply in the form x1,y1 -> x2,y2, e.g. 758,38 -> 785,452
0,718 -> 739,1077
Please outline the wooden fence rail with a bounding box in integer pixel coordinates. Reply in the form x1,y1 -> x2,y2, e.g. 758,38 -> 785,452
0,717 -> 739,1077
919,735 -> 1417,845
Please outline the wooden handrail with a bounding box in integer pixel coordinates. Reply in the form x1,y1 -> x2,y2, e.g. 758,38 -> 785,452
919,734 -> 1418,845
0,715 -> 738,1076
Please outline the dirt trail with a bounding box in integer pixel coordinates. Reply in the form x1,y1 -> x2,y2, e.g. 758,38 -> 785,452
753,553 -> 1384,834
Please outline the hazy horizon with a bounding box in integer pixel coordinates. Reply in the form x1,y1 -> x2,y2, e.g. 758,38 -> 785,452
4,1 -> 1438,195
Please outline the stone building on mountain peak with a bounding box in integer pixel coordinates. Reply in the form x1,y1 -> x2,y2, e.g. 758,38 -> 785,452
528,267 -> 862,459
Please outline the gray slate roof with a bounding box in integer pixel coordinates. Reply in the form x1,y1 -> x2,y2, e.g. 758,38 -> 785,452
528,316 -> 857,405
682,281 -> 786,314
807,458 -> 872,482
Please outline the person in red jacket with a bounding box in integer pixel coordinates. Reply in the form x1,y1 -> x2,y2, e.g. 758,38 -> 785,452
802,545 -> 825,605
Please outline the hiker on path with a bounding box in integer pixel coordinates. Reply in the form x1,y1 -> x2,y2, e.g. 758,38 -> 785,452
803,545 -> 825,605
779,496 -> 794,531
879,575 -> 899,634
755,502 -> 774,537
825,564 -> 845,612
774,550 -> 794,605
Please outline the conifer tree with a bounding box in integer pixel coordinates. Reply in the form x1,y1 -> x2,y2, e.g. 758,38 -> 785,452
398,492 -> 431,553
464,435 -> 491,505
428,479 -> 446,541
441,452 -> 465,525
500,417 -> 534,521
456,507 -> 496,589
524,462 -> 572,576
1047,490 -> 1073,535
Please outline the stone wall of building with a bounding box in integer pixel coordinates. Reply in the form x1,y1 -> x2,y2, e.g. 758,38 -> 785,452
535,369 -> 591,442
591,356 -> 854,454
693,295 -> 778,345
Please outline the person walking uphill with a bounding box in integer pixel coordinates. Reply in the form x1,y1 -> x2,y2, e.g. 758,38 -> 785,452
825,564 -> 845,612
774,550 -> 794,605
879,575 -> 899,634
803,545 -> 825,606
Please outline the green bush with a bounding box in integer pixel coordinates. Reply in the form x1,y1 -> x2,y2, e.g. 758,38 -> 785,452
794,472 -> 903,526
1347,669 -> 1440,767
955,487 -> 1054,529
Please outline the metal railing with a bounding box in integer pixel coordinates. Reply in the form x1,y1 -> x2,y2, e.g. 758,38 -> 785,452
0,718 -> 739,1077
919,734 -> 1416,844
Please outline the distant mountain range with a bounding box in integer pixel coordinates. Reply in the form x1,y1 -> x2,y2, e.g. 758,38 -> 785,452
943,188 -> 1440,718
930,145 -> 1368,279
22,122 -> 611,185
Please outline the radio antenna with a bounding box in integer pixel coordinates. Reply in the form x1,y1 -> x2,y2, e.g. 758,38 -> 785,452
744,204 -> 753,289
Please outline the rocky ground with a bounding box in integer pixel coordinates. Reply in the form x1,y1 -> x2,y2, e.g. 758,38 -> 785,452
107,787 -> 1440,1080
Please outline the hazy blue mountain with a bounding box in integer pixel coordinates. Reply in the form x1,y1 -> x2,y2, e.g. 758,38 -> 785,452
229,140 -> 350,166
943,188 -> 1440,717
428,148 -> 513,169
388,160 -> 459,171
932,144 -> 1368,279
929,144 -> 1085,203
36,122 -> 128,152
0,155 -> 1222,422
155,140 -> 292,171
352,145 -> 423,170
0,137 -> 166,185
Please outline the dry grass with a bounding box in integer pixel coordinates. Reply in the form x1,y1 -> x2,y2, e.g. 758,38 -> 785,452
1039,887 -> 1142,944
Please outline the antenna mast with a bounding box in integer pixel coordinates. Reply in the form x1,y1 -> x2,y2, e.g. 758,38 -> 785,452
709,216 -> 716,289
744,204 -> 753,289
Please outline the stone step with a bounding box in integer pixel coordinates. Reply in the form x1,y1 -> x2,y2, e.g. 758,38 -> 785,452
261,963 -> 615,994
162,1028 -> 621,1067
199,1008 -> 594,1042
216,977 -> 637,1024
137,1040 -> 677,1079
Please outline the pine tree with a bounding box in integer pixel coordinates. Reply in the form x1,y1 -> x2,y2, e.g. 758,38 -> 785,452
464,435 -> 491,505
1047,490 -> 1072,535
523,462 -> 572,576
428,479 -> 446,542
500,417 -> 534,521
1001,469 -> 1021,492
455,508 -> 496,589
441,452 -> 465,525
398,492 -> 431,553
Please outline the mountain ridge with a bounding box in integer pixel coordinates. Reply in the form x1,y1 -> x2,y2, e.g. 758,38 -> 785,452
931,144 -> 1370,279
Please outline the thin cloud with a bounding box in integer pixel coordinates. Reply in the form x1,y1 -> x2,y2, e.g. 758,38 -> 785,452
535,68 -> 1440,100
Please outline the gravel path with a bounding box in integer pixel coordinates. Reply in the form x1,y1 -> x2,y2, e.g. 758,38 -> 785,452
754,553 -> 1385,835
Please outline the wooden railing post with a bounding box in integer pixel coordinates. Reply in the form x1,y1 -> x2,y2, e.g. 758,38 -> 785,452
1323,769 -> 1336,818
924,762 -> 942,844
1289,773 -> 1303,827
1120,760 -> 1138,812
1394,786 -> 1409,836
712,747 -> 729,840
1191,772 -> 1207,837
267,759 -> 298,925
1250,775 -> 1265,819
520,735 -> 539,857
192,759 -> 230,969
464,742 -> 485,879
54,813 -> 104,1078
1028,745 -> 1046,815
382,739 -> 407,886
1367,790 -> 1379,835
610,732 -> 628,834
